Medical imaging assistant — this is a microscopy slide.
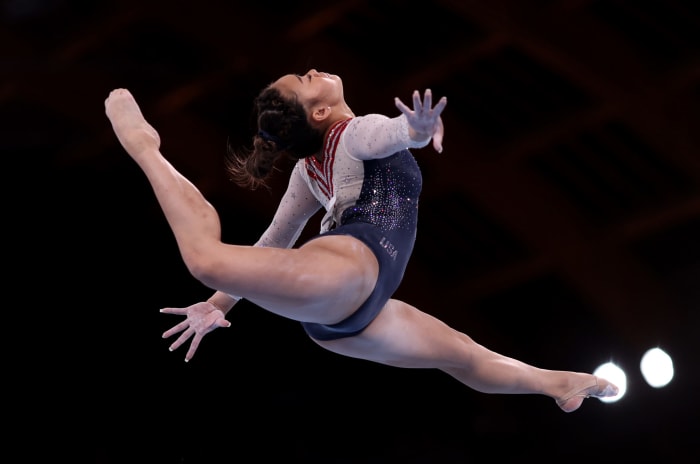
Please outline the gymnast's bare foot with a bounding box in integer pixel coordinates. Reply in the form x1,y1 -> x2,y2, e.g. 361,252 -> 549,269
105,88 -> 161,160
555,374 -> 619,413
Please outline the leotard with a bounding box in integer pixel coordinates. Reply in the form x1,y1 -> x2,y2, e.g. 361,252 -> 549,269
253,113 -> 430,340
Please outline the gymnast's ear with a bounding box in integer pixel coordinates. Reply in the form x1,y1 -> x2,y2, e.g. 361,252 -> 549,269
311,105 -> 332,123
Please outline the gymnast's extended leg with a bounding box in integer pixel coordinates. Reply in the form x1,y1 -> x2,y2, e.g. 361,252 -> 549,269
314,298 -> 618,412
104,88 -> 376,324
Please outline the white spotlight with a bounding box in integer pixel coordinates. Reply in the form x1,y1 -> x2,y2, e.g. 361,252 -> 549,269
640,347 -> 674,388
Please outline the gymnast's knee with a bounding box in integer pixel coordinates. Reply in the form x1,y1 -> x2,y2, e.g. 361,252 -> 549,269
180,246 -> 224,286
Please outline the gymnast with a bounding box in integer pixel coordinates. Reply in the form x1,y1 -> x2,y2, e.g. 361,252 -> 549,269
105,69 -> 618,412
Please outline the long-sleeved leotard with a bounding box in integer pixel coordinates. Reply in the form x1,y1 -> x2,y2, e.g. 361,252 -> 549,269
254,113 -> 431,340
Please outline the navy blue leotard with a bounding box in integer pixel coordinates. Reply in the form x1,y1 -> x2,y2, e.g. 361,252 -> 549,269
252,114 -> 429,340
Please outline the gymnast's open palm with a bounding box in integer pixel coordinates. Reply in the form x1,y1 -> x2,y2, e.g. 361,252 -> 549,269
394,89 -> 447,153
160,301 -> 231,362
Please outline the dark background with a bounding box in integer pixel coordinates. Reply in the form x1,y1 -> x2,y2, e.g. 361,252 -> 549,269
7,0 -> 698,462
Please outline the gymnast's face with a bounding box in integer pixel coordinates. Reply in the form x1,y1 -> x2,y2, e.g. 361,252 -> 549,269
272,69 -> 344,112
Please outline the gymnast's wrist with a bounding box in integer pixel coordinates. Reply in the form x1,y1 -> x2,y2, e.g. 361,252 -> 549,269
207,299 -> 226,313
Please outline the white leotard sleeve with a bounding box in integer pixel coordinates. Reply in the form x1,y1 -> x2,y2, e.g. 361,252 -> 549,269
253,112 -> 429,247
253,161 -> 322,249
341,113 -> 431,161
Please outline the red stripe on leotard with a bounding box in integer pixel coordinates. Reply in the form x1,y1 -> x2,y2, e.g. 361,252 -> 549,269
305,118 -> 352,200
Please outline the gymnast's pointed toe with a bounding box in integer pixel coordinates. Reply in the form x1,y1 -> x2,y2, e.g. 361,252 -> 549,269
556,376 -> 619,413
